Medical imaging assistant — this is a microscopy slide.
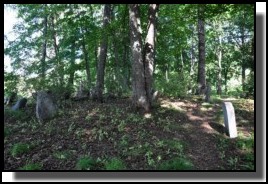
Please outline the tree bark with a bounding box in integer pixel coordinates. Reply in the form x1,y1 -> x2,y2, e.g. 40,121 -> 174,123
189,24 -> 195,94
68,41 -> 75,88
41,13 -> 47,83
217,32 -> 222,95
95,4 -> 111,102
51,15 -> 64,87
129,4 -> 148,111
196,4 -> 206,95
144,4 -> 159,107
241,29 -> 246,92
241,9 -> 246,93
81,28 -> 91,90
129,4 -> 159,112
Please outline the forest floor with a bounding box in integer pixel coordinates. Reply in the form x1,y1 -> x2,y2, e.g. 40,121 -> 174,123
4,95 -> 254,170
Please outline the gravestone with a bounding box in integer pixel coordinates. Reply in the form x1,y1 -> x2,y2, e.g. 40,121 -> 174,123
222,102 -> 237,138
11,98 -> 27,111
36,91 -> 58,122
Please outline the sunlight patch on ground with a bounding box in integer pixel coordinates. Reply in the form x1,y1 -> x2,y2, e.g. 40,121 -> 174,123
221,97 -> 239,101
144,113 -> 152,119
88,109 -> 98,116
160,100 -> 186,112
200,122 -> 214,133
186,111 -> 203,121
200,107 -> 213,112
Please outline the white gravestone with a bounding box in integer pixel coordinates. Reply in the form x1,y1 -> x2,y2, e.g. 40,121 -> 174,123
222,102 -> 237,138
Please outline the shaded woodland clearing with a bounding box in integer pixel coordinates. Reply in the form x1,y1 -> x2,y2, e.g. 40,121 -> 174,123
4,96 -> 254,170
4,4 -> 254,171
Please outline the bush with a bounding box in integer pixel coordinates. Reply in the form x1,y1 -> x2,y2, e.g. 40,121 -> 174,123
155,72 -> 188,97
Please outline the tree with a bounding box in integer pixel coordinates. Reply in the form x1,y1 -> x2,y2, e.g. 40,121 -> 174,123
94,4 -> 112,102
196,4 -> 206,95
129,4 -> 159,112
41,5 -> 48,84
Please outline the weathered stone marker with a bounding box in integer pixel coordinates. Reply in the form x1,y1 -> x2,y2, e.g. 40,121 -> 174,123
222,102 -> 237,138
36,91 -> 57,122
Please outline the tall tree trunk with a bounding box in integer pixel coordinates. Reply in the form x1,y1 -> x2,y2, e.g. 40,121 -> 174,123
251,35 -> 254,70
165,64 -> 169,82
144,4 -> 159,107
129,4 -> 148,111
68,40 -> 75,88
51,15 -> 64,87
41,14 -> 47,84
217,32 -> 222,95
241,31 -> 246,92
113,40 -> 121,92
180,50 -> 184,79
196,4 -> 206,95
95,4 -> 111,102
129,4 -> 159,112
241,9 -> 246,93
189,25 -> 195,94
122,45 -> 129,91
224,73 -> 228,94
82,28 -> 91,90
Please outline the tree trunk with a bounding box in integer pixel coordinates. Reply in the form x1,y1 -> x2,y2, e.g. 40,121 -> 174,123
217,33 -> 222,95
165,64 -> 169,82
122,45 -> 130,91
82,28 -> 91,90
241,9 -> 246,92
241,34 -> 246,92
68,41 -> 75,88
189,24 -> 195,94
144,4 -> 159,107
129,4 -> 158,112
95,4 -> 111,102
129,4 -> 149,111
224,73 -> 228,94
196,4 -> 206,95
51,15 -> 64,87
41,14 -> 47,83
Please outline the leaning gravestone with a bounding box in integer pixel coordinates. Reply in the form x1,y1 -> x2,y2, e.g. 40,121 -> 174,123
11,98 -> 27,111
36,91 -> 57,122
222,102 -> 237,138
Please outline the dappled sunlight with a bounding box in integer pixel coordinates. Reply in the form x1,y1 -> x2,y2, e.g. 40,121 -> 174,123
160,99 -> 188,112
144,113 -> 152,119
87,108 -> 99,116
186,111 -> 203,121
220,97 -> 239,101
200,107 -> 213,112
200,122 -> 214,133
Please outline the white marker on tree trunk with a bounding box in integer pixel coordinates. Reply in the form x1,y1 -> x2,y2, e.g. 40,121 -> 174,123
222,102 -> 237,138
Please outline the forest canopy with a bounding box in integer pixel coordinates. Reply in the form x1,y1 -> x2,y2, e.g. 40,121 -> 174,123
4,4 -> 254,105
